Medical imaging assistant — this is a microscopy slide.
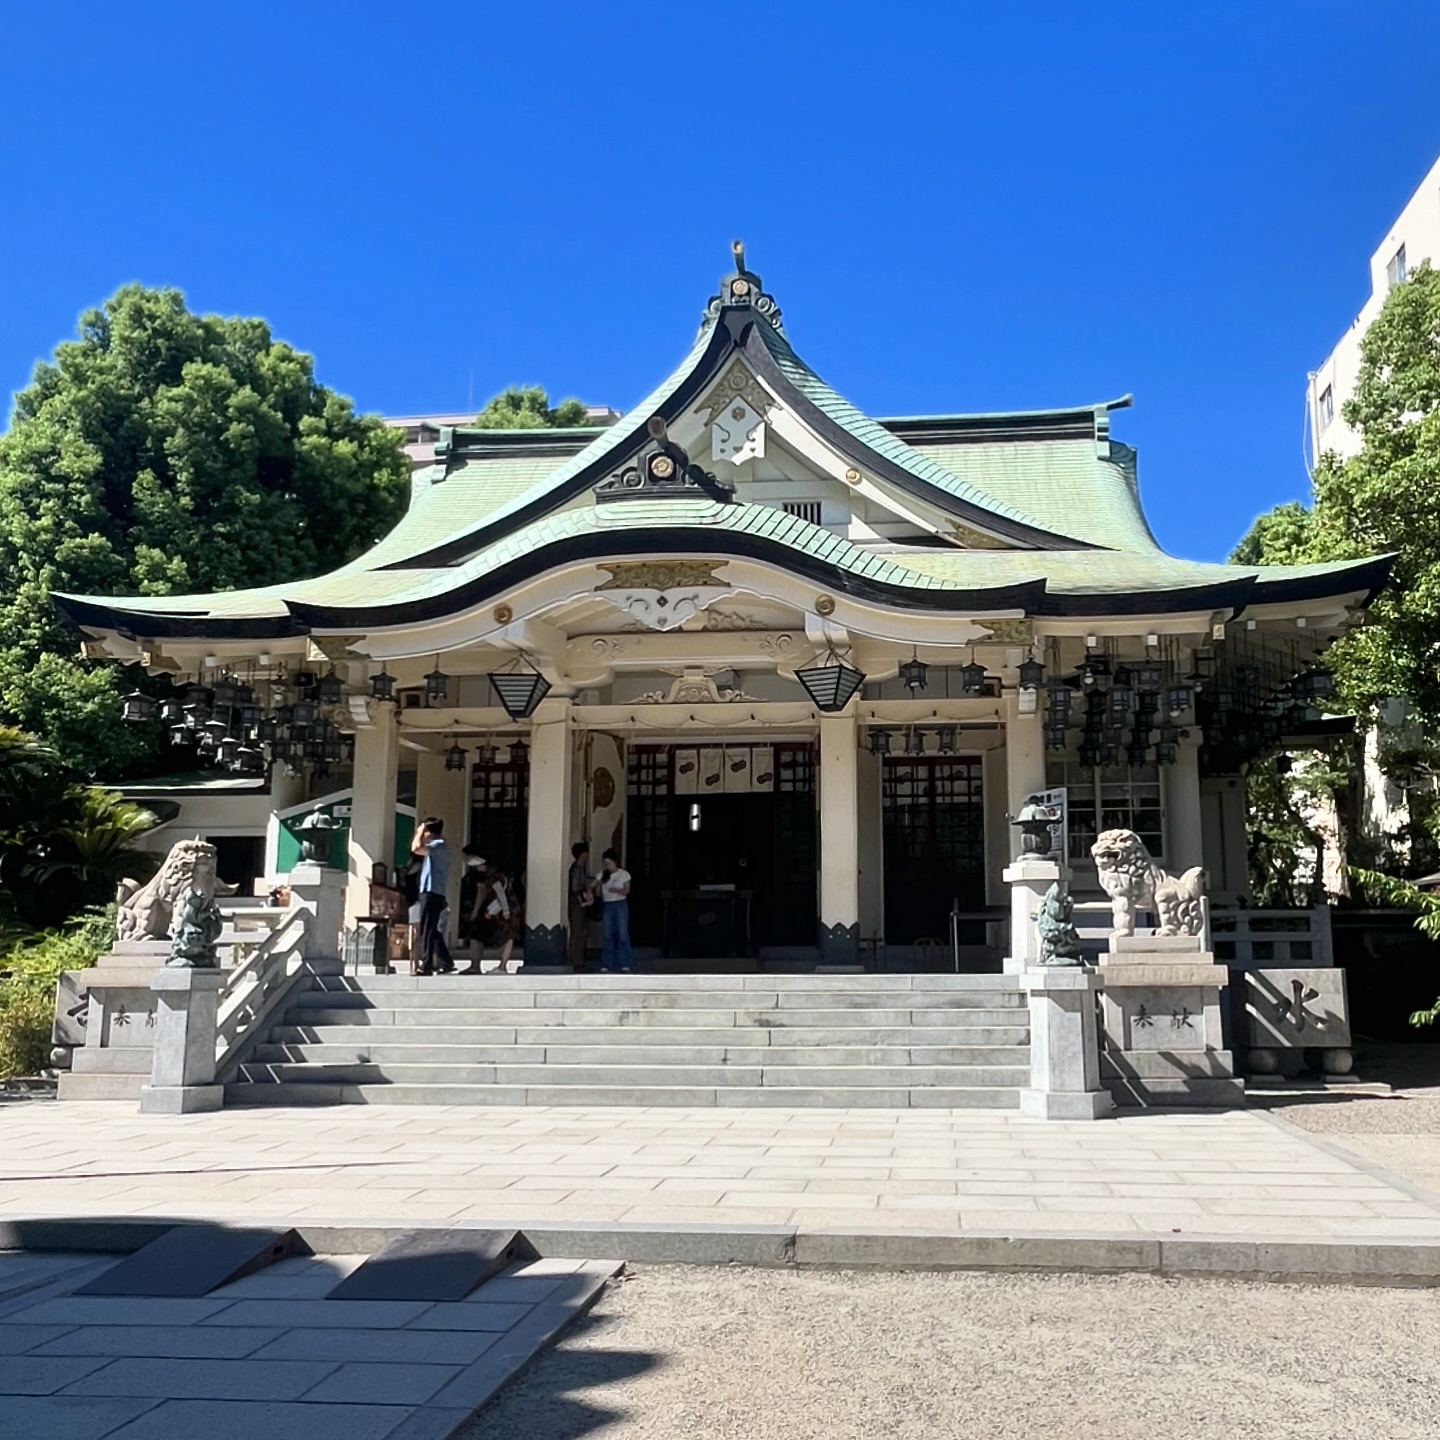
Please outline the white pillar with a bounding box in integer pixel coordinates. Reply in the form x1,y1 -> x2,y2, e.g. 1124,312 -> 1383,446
415,748 -> 470,923
856,743 -> 884,954
1167,736 -> 1205,876
523,701 -> 572,967
1004,692 -> 1047,862
346,701 -> 399,924
1002,857 -> 1065,975
818,713 -> 860,966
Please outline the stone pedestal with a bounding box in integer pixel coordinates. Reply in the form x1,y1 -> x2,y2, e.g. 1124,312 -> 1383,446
287,863 -> 344,961
1020,968 -> 1112,1120
1098,935 -> 1242,1106
139,969 -> 226,1114
1002,858 -> 1065,975
1240,967 -> 1353,1078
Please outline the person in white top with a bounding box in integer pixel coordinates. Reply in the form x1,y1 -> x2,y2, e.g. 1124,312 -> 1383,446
598,848 -> 634,972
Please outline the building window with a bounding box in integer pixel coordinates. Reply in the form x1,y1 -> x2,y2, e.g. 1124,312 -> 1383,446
782,501 -> 823,526
1318,384 -> 1334,430
1387,244 -> 1408,290
1045,761 -> 1164,864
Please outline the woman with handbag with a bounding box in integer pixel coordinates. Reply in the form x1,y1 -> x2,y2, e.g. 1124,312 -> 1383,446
481,863 -> 520,974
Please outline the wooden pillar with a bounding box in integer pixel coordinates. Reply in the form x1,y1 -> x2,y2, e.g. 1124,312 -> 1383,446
817,713 -> 860,965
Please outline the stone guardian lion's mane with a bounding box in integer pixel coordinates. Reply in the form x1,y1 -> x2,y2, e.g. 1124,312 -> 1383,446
115,838 -> 219,941
1090,828 -> 1205,940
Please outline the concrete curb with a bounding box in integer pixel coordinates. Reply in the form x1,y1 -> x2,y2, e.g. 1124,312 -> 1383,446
6,1216 -> 1440,1286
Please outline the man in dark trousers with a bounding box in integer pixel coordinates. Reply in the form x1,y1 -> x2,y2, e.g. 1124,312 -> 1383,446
567,840 -> 593,971
411,817 -> 454,975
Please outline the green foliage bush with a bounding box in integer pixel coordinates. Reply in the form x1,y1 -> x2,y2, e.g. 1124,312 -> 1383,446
0,907 -> 114,1079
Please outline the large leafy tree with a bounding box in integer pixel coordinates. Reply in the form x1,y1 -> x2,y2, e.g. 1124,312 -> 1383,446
474,385 -> 589,429
0,285 -> 409,775
1234,262 -> 1440,723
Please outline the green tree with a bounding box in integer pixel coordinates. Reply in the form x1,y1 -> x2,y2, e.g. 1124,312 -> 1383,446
0,285 -> 410,775
473,385 -> 589,430
1233,262 -> 1440,723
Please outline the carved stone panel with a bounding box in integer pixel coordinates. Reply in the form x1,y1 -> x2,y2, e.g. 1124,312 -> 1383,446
1242,968 -> 1351,1050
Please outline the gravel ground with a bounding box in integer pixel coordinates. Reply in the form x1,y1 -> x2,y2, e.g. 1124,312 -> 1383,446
463,1265 -> 1440,1440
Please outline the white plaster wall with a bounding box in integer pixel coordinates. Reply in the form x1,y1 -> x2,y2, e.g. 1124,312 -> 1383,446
1309,153 -> 1440,463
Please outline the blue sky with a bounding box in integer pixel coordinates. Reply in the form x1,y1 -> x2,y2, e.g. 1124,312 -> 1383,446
2,0 -> 1438,561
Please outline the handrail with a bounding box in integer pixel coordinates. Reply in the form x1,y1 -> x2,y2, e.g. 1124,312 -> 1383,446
215,905 -> 311,1071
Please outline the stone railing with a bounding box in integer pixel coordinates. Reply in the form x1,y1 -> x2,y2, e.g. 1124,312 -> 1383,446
140,898 -> 335,1114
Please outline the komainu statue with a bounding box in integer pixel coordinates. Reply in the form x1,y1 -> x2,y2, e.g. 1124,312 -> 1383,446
167,887 -> 224,968
116,838 -> 220,941
1091,828 -> 1205,941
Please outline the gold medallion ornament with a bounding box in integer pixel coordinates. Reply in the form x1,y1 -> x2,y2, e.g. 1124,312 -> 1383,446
650,455 -> 675,478
844,468 -> 861,486
815,595 -> 837,617
493,604 -> 514,625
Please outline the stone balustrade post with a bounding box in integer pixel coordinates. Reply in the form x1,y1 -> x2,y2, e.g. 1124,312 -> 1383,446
286,862 -> 345,960
138,970 -> 226,1114
1002,856 -> 1064,974
1020,969 -> 1112,1120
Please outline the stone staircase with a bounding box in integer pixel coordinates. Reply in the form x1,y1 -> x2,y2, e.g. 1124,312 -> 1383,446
225,972 -> 1031,1108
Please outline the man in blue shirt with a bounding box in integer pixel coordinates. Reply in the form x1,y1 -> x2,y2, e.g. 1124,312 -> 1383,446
411,817 -> 454,975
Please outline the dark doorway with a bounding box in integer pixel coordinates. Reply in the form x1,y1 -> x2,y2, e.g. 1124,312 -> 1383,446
625,744 -> 816,955
208,836 -> 265,897
469,759 -> 529,881
882,755 -> 985,945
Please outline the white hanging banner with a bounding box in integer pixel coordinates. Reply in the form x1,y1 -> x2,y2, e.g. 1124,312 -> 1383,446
674,748 -> 700,795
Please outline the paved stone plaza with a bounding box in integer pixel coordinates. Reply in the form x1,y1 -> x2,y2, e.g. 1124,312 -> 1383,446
1,1100 -> 1438,1242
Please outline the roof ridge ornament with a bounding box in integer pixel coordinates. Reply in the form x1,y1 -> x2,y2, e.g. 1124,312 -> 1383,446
701,239 -> 785,335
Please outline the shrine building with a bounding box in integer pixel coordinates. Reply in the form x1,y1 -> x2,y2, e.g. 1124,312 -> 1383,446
54,249 -> 1388,971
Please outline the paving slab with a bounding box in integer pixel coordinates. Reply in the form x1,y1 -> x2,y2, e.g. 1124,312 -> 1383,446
0,1394 -> 161,1440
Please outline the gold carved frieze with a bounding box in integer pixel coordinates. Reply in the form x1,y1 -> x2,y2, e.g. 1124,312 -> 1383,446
595,561 -> 728,592
974,619 -> 1034,645
947,521 -> 1009,550
692,361 -> 776,426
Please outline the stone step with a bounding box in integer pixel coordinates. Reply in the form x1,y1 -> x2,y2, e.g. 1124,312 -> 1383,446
250,1042 -> 1031,1067
232,1060 -> 1032,1088
313,971 -> 1021,992
268,1023 -> 1032,1048
307,980 -> 1025,1010
224,1081 -> 1024,1109
283,1000 -> 1028,1029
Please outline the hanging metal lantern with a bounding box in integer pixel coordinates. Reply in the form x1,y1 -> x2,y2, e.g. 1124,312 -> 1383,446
1077,744 -> 1100,769
477,743 -> 499,766
183,699 -> 210,729
239,702 -> 262,730
1134,663 -> 1164,691
272,736 -> 295,761
898,654 -> 929,694
293,671 -> 318,696
1298,669 -> 1335,700
202,718 -> 229,746
1108,688 -> 1132,717
216,737 -> 240,767
445,742 -> 468,772
488,666 -> 552,720
236,744 -> 267,774
369,668 -> 397,702
1079,655 -> 1112,692
316,669 -> 344,705
958,661 -> 989,697
1209,685 -> 1236,713
508,737 -> 531,765
425,660 -> 451,704
159,698 -> 183,724
905,726 -> 928,756
1044,723 -> 1069,750
794,651 -> 866,712
1167,684 -> 1193,717
211,680 -> 241,708
934,725 -> 958,755
867,727 -> 893,756
1017,657 -> 1045,691
1154,742 -> 1178,766
255,715 -> 279,742
120,690 -> 157,724
1097,742 -> 1119,767
1125,742 -> 1150,767
290,698 -> 318,727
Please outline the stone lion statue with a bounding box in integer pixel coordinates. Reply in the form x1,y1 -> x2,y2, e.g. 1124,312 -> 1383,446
1091,828 -> 1205,942
116,838 -> 221,941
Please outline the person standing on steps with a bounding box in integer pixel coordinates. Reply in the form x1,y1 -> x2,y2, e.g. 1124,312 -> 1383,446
410,817 -> 454,975
598,848 -> 634,973
568,841 -> 594,972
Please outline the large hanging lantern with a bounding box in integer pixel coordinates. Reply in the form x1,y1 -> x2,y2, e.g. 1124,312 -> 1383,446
1017,656 -> 1046,691
1298,668 -> 1335,700
934,725 -> 958,755
488,658 -> 551,720
1044,722 -> 1069,751
905,726 -> 928,756
369,668 -> 397,702
795,650 -> 865,712
477,742 -> 499,766
1167,684 -> 1193,717
425,658 -> 451,705
236,744 -> 267,774
120,690 -> 157,724
445,741 -> 468,772
898,653 -> 929,694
